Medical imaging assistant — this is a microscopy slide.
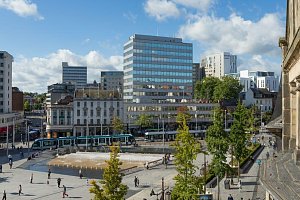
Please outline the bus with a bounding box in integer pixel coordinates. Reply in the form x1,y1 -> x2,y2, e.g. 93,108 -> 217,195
31,134 -> 135,150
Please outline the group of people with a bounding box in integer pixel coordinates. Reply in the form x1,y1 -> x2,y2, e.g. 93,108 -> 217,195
1,165 -> 69,199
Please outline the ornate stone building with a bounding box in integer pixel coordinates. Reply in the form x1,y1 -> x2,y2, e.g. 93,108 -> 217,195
280,0 -> 300,163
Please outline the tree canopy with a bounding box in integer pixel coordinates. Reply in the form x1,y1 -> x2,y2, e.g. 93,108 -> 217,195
172,112 -> 201,200
90,145 -> 128,200
194,77 -> 221,100
213,76 -> 243,102
206,107 -> 229,177
111,117 -> 124,133
229,102 -> 249,180
135,114 -> 153,129
194,76 -> 242,103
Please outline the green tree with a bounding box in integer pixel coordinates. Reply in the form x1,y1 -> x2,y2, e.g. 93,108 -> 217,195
206,107 -> 229,200
229,102 -> 249,181
245,106 -> 257,134
194,80 -> 202,100
111,117 -> 124,134
24,100 -> 30,111
172,112 -> 201,200
194,77 -> 220,100
176,106 -> 191,123
135,114 -> 153,131
213,76 -> 243,102
90,145 -> 128,200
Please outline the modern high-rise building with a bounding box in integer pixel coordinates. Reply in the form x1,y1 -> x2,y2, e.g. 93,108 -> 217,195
62,62 -> 87,88
0,51 -> 13,114
123,34 -> 193,103
239,70 -> 279,92
201,52 -> 237,78
100,71 -> 124,92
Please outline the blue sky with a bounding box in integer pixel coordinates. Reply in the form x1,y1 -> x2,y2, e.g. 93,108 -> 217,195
0,0 -> 286,93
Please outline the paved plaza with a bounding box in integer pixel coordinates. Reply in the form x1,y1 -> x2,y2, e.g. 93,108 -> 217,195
0,136 -> 272,200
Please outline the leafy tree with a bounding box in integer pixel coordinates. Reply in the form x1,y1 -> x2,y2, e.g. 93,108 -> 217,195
245,106 -> 257,134
135,114 -> 153,131
172,112 -> 201,200
176,106 -> 191,123
262,111 -> 272,124
194,80 -> 202,99
90,145 -> 128,200
194,77 -> 221,100
111,117 -> 124,134
213,76 -> 243,102
206,107 -> 229,199
229,102 -> 249,181
24,100 -> 30,111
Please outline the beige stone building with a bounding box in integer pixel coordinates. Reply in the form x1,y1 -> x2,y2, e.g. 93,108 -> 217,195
280,0 -> 300,163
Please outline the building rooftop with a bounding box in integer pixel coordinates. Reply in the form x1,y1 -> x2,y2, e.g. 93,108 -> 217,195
129,34 -> 184,43
74,88 -> 121,100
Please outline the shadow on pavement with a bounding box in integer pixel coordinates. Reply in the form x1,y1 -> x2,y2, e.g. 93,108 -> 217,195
242,181 -> 259,186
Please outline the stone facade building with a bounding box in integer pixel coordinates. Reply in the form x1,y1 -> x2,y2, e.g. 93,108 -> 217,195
280,0 -> 300,162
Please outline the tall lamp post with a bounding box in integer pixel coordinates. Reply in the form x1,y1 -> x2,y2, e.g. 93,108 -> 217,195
150,177 -> 167,200
195,110 -> 198,130
224,109 -> 227,130
260,105 -> 264,133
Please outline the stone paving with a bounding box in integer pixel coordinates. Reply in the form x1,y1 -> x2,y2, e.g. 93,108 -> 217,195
0,137 -> 270,200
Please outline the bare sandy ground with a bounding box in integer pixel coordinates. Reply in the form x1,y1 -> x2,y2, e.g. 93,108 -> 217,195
48,152 -> 163,170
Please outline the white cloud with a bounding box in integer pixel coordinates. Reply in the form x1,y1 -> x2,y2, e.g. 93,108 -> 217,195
82,38 -> 90,45
0,0 -> 43,19
12,49 -> 122,93
174,0 -> 213,12
179,13 -> 285,56
144,0 -> 180,21
123,11 -> 137,24
238,55 -> 281,75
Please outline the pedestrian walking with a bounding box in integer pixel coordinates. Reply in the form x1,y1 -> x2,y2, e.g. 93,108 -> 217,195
30,173 -> 33,183
48,168 -> 51,179
62,185 -> 69,198
2,190 -> 6,200
9,160 -> 12,169
79,169 -> 83,179
134,176 -> 138,187
227,194 -> 233,200
57,178 -> 61,188
18,184 -> 22,196
86,179 -> 89,186
266,152 -> 270,160
239,180 -> 242,191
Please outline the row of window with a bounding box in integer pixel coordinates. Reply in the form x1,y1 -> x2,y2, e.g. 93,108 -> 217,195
124,49 -> 192,57
133,42 -> 192,50
124,70 -> 192,77
133,56 -> 192,63
76,101 -> 120,107
124,85 -> 192,90
133,77 -> 193,83
76,109 -> 120,117
131,92 -> 192,97
126,105 -> 213,112
124,63 -> 192,70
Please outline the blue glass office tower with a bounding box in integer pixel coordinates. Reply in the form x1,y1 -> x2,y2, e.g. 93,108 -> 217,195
123,34 -> 193,103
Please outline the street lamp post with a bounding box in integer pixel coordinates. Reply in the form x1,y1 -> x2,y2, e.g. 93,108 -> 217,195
195,110 -> 198,130
6,123 -> 9,157
27,121 -> 29,156
260,105 -> 264,133
224,109 -> 227,130
150,177 -> 167,200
